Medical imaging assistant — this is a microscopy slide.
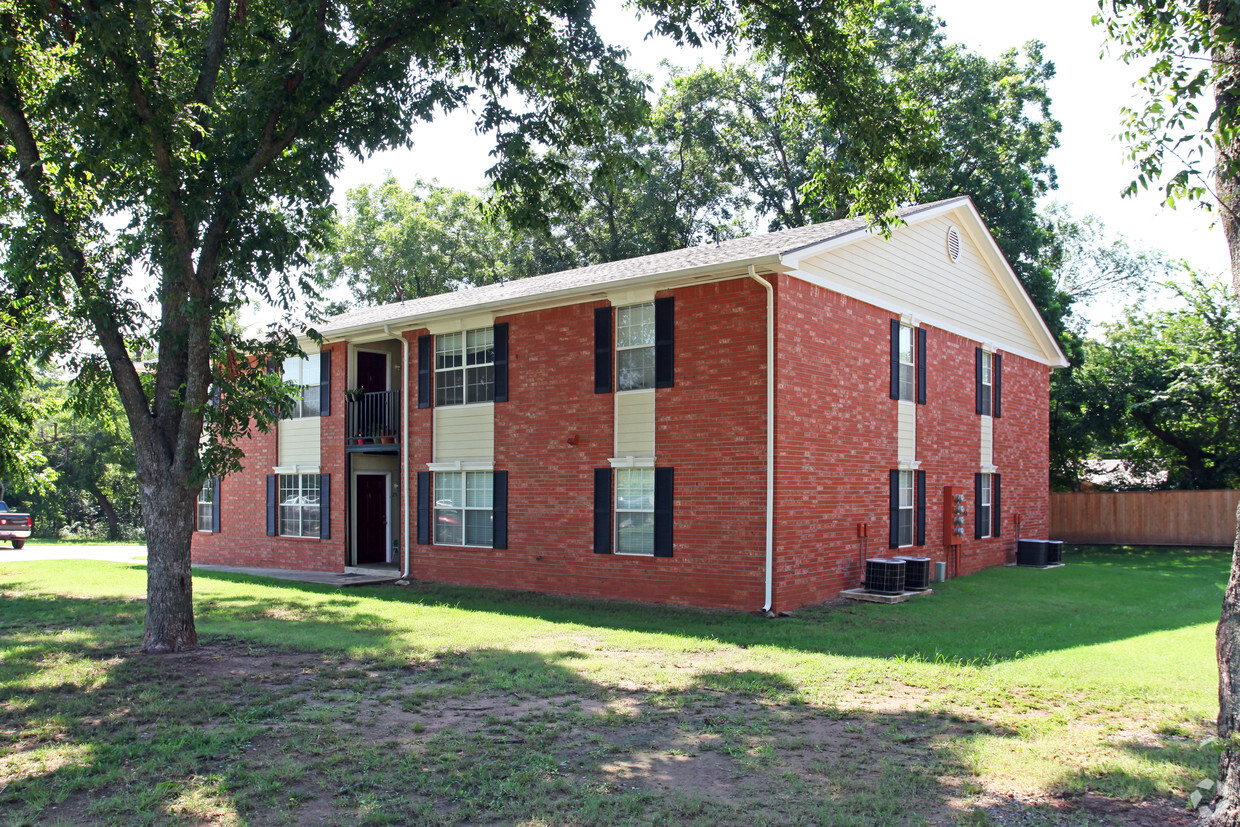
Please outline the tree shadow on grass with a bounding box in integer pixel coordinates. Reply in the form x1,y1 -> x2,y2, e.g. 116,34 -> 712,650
0,608 -> 1202,827
189,545 -> 1228,667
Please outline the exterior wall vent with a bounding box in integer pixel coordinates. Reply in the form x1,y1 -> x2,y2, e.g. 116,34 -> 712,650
946,225 -> 962,263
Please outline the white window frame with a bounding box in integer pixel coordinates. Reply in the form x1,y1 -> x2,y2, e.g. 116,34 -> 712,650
616,302 -> 656,392
979,473 -> 993,539
615,467 -> 655,555
981,351 -> 993,416
898,324 -> 915,402
279,473 -> 321,538
282,355 -> 320,419
435,328 -> 494,407
897,470 -> 914,548
196,478 -> 214,532
433,470 -> 494,548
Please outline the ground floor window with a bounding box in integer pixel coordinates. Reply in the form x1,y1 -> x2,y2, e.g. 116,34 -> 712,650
280,474 -> 321,537
196,478 -> 214,532
615,467 -> 655,555
977,473 -> 992,539
434,471 -> 494,547
896,470 -> 914,548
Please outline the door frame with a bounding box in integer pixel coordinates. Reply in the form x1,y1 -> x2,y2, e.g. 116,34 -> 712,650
352,346 -> 390,393
351,471 -> 392,565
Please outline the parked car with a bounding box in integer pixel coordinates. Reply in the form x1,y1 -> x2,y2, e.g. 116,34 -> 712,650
0,501 -> 33,549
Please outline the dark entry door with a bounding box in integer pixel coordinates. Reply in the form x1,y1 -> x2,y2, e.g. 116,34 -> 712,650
355,475 -> 388,565
356,351 -> 387,394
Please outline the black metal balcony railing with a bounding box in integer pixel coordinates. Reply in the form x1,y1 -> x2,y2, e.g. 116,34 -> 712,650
346,390 -> 400,446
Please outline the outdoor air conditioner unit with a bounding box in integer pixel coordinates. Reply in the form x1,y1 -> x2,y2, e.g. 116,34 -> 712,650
893,556 -> 932,590
1017,539 -> 1049,567
1046,540 -> 1064,565
865,558 -> 906,595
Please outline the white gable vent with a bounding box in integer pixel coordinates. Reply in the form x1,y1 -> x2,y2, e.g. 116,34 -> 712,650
946,226 -> 962,263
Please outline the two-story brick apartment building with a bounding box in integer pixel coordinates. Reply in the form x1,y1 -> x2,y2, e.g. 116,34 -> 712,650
191,196 -> 1068,613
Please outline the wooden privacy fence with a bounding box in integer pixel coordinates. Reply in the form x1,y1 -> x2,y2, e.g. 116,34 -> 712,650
1050,490 -> 1240,547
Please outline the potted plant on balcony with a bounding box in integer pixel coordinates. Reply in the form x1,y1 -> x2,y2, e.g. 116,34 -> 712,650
370,423 -> 395,444
345,387 -> 365,402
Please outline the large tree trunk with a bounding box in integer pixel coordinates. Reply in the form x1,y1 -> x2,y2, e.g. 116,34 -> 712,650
137,463 -> 199,653
1211,3 -> 1240,823
1216,502 -> 1240,824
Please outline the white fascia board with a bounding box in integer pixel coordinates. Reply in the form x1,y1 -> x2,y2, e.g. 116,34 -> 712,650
320,254 -> 784,341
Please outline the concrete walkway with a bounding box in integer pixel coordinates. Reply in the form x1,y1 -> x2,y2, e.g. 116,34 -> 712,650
1,541 -> 400,587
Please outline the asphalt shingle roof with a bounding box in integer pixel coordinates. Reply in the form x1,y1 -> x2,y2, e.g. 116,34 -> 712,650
319,198 -> 966,335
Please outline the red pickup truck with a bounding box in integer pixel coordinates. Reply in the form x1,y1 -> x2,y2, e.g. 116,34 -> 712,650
0,501 -> 33,549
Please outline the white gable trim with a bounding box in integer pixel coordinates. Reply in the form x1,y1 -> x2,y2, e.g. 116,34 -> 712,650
781,200 -> 1068,368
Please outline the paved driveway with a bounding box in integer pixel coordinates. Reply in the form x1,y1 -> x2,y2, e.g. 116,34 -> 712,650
0,542 -> 148,564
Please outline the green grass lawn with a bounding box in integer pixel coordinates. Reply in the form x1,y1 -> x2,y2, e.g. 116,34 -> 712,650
0,545 -> 1225,825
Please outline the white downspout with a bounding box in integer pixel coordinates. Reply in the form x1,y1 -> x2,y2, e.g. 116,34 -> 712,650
385,324 -> 412,579
747,266 -> 775,615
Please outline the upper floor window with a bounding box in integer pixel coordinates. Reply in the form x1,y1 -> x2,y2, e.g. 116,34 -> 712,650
980,351 -> 993,416
282,355 -> 320,419
616,303 -> 656,391
436,328 -> 494,406
897,325 -> 915,401
196,478 -> 214,532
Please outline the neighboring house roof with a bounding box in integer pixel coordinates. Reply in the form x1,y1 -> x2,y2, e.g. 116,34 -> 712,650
319,196 -> 1069,367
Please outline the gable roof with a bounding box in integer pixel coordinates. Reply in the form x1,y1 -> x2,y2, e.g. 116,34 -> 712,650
319,196 -> 1068,367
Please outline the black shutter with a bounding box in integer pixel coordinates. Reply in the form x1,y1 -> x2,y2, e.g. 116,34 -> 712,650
888,469 -> 900,549
916,327 -> 927,405
212,476 -> 221,533
319,473 -> 331,539
890,320 -> 901,400
417,335 -> 432,409
493,323 -> 509,403
594,307 -> 612,394
974,473 -> 984,539
975,348 -> 984,415
417,471 -> 431,545
993,353 -> 1002,418
266,474 -> 277,536
992,473 -> 1002,538
320,349 -> 331,417
492,471 -> 508,549
915,469 -> 926,546
593,468 -> 612,554
654,296 -> 675,388
654,467 -> 674,557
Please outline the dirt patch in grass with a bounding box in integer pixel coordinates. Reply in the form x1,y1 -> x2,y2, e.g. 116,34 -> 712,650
0,641 -> 1204,826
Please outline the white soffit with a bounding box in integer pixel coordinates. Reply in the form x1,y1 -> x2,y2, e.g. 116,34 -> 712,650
780,201 -> 1068,368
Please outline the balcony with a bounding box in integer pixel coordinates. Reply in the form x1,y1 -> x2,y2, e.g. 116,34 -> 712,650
346,390 -> 400,450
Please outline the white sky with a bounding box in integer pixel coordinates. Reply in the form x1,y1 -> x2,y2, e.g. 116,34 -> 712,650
331,0 -> 1231,303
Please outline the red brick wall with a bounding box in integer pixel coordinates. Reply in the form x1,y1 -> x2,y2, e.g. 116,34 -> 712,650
408,280 -> 769,610
770,274 -> 1052,610
191,341 -> 347,572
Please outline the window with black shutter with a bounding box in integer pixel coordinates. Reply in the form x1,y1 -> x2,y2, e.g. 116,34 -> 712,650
416,471 -> 431,545
493,324 -> 509,403
992,473 -> 1001,538
266,474 -> 277,537
993,353 -> 1002,418
594,308 -> 612,394
320,350 -> 331,417
915,470 -> 926,546
492,471 -> 508,549
417,336 -> 432,409
593,468 -> 612,553
916,327 -> 927,405
653,467 -> 674,557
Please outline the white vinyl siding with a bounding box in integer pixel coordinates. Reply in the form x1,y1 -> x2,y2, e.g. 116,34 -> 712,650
897,402 -> 916,462
980,415 -> 993,468
615,389 -> 656,458
433,405 -> 495,462
278,417 -> 321,467
796,214 -> 1043,358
